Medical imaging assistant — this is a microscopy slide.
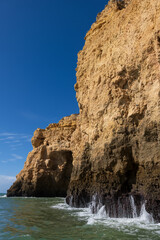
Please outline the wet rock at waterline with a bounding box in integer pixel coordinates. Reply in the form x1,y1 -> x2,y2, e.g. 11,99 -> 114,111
67,0 -> 160,222
66,193 -> 154,224
7,0 -> 160,222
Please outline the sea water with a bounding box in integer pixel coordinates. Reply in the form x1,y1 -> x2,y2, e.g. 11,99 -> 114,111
0,193 -> 160,240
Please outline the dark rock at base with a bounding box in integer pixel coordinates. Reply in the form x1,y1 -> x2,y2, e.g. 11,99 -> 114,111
66,0 -> 160,222
7,150 -> 73,197
7,0 -> 160,223
7,114 -> 77,197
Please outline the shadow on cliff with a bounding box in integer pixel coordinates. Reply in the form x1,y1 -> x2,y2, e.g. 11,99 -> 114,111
7,150 -> 73,198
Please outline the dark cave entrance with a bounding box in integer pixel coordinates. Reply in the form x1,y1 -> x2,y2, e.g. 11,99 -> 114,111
35,150 -> 73,197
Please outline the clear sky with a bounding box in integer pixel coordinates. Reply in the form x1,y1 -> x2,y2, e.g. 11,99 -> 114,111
0,0 -> 108,193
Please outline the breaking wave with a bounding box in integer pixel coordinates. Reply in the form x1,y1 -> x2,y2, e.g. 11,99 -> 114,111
51,196 -> 160,236
0,194 -> 6,198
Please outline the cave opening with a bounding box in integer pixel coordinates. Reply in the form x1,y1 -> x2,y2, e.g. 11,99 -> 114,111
120,147 -> 139,194
35,150 -> 73,197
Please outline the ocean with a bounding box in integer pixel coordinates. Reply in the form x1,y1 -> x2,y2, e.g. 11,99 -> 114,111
0,193 -> 160,240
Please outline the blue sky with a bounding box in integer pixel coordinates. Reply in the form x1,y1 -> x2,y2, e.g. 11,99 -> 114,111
0,0 -> 107,192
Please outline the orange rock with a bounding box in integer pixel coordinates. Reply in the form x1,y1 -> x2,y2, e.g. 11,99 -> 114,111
8,0 -> 160,221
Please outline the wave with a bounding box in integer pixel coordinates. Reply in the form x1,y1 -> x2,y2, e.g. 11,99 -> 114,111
0,194 -> 7,198
50,199 -> 160,235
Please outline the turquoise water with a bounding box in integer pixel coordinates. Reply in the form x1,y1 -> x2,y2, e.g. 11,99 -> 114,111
0,193 -> 160,240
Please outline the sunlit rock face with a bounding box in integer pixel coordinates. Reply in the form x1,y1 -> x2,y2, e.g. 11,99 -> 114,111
7,114 -> 77,197
8,0 -> 160,222
67,0 -> 160,221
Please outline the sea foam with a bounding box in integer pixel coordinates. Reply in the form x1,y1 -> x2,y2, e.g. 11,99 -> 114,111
50,196 -> 160,235
0,195 -> 6,198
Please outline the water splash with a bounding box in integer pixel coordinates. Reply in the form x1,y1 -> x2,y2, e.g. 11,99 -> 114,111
139,202 -> 154,223
0,195 -> 6,198
89,194 -> 102,214
65,194 -> 155,225
129,195 -> 138,218
87,198 -> 154,226
69,195 -> 73,206
97,206 -> 108,218
88,194 -> 154,224
51,197 -> 160,238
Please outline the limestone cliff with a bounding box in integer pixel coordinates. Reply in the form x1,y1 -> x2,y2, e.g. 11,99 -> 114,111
7,114 -> 77,197
8,0 -> 160,221
66,0 -> 160,221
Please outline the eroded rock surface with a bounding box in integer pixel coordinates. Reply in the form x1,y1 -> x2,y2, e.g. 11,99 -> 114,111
67,0 -> 160,221
7,114 -> 77,197
8,0 -> 160,221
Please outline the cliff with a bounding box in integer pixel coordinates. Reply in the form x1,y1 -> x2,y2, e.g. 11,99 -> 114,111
67,0 -> 160,221
7,114 -> 77,197
8,0 -> 160,221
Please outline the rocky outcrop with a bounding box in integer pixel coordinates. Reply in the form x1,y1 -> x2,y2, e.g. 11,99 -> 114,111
7,114 -> 77,197
8,0 -> 160,222
66,0 -> 160,221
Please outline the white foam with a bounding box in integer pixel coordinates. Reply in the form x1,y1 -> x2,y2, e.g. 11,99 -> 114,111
51,202 -> 86,212
96,206 -> 108,219
130,195 -> 138,218
51,203 -> 74,210
139,203 -> 154,223
85,211 -> 159,232
87,217 -> 96,225
50,198 -> 160,235
0,195 -> 6,198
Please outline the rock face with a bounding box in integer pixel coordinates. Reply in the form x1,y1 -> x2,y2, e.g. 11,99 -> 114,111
67,0 -> 160,221
7,114 -> 77,197
8,0 -> 160,221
